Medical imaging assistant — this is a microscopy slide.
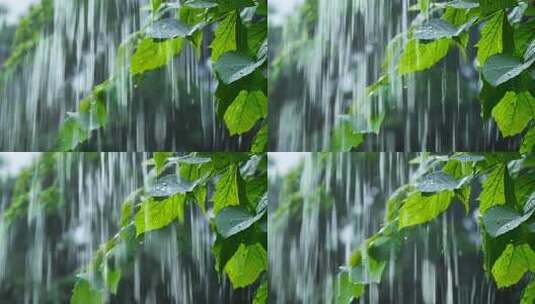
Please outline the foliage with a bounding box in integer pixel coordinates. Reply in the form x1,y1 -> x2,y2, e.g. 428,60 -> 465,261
3,0 -> 267,151
67,152 -> 268,303
330,152 -> 535,303
56,0 -> 267,151
360,0 -> 535,153
1,152 -> 62,226
271,0 -> 535,151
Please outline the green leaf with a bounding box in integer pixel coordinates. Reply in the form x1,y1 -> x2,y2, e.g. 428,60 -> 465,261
415,171 -> 459,193
104,268 -> 121,294
331,117 -> 364,152
482,205 -> 535,237
176,154 -> 212,165
479,164 -> 510,213
446,0 -> 479,9
479,0 -> 518,16
522,280 -> 535,304
418,0 -> 430,12
146,174 -> 199,197
119,201 -> 133,227
210,11 -> 238,61
193,185 -> 207,212
413,19 -> 459,40
520,127 -> 535,154
131,38 -> 184,74
482,55 -> 535,86
71,278 -> 102,304
184,0 -> 218,8
491,243 -> 535,288
213,165 -> 240,214
253,279 -> 268,304
153,152 -> 172,175
251,123 -> 267,152
215,207 -> 264,238
224,243 -> 267,288
443,159 -> 473,179
335,271 -> 364,304
349,256 -> 387,284
216,0 -> 255,12
145,19 -> 192,39
399,191 -> 454,229
134,194 -> 186,236
476,11 -> 504,64
247,22 -> 267,56
214,51 -> 262,84
56,116 -> 90,151
224,90 -> 267,135
398,38 -> 450,75
523,38 -> 535,62
150,0 -> 162,13
491,91 -> 535,137
246,177 -> 267,209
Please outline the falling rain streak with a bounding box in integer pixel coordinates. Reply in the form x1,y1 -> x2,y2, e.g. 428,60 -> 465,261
268,153 -> 516,303
0,0 -> 241,151
270,0 -> 518,151
0,153 -> 237,303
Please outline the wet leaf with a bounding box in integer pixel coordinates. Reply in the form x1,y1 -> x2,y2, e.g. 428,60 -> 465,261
524,191 -> 535,214
184,0 -> 218,8
524,38 -> 535,62
335,270 -> 364,304
349,256 -> 387,284
446,0 -> 479,9
482,205 -> 534,237
415,171 -> 459,193
492,243 -> 535,288
398,38 -> 451,75
476,11 -> 504,64
482,55 -> 535,86
153,152 -> 172,175
521,280 -> 535,304
213,165 -> 240,214
145,18 -> 192,39
399,191 -> 454,229
175,154 -> 212,165
479,164 -> 509,213
210,11 -> 238,61
414,19 -> 458,40
104,268 -> 121,294
479,0 -> 517,16
224,90 -> 267,135
520,127 -> 535,154
215,207 -> 263,238
131,37 -> 184,74
491,91 -> 535,137
251,123 -> 268,152
214,51 -> 263,84
224,243 -> 267,288
331,117 -> 364,152
71,278 -> 103,304
146,174 -> 198,197
134,194 -> 186,236
253,279 -> 268,304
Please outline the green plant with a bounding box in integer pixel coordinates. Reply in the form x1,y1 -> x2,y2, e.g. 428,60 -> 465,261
334,152 -> 535,303
69,152 -> 267,303
334,0 -> 535,152
2,0 -> 267,151
57,0 -> 267,152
